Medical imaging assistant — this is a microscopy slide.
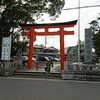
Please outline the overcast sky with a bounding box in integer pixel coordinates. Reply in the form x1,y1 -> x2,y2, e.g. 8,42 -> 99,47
35,0 -> 100,49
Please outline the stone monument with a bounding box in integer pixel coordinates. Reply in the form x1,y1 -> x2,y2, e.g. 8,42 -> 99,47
84,28 -> 92,64
83,28 -> 95,71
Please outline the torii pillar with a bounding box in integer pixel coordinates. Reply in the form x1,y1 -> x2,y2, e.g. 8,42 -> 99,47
20,20 -> 77,70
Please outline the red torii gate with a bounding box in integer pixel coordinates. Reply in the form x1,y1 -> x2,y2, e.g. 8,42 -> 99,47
20,20 -> 77,70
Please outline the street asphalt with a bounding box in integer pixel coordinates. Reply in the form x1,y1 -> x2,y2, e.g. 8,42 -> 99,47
0,77 -> 100,100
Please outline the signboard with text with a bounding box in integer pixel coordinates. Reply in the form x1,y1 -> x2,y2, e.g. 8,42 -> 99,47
84,28 -> 92,63
1,36 -> 11,61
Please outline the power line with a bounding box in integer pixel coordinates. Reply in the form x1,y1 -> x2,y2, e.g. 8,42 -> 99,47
62,5 -> 100,11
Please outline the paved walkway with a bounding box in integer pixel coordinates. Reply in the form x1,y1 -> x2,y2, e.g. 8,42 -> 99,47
16,62 -> 61,73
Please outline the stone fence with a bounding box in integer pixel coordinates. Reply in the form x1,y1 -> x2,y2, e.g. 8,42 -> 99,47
62,61 -> 100,81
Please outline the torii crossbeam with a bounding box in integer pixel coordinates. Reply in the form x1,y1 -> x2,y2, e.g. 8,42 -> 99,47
19,20 -> 77,70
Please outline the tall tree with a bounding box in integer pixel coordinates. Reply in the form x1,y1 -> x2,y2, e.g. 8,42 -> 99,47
11,29 -> 29,56
89,14 -> 100,57
0,0 -> 65,56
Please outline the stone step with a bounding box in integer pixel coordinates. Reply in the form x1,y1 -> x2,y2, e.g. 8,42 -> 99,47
12,70 -> 62,79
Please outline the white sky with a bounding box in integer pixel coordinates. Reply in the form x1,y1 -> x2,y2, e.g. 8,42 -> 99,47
35,0 -> 100,49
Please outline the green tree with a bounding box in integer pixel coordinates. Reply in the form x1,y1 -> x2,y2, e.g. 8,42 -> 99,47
0,0 -> 65,56
11,29 -> 29,56
89,14 -> 100,57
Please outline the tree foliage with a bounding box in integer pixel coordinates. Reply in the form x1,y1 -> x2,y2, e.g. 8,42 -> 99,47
0,0 -> 65,36
0,0 -> 65,56
89,14 -> 100,57
11,29 -> 29,56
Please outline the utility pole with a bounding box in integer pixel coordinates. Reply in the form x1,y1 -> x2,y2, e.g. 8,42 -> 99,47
45,36 -> 47,48
78,0 -> 80,64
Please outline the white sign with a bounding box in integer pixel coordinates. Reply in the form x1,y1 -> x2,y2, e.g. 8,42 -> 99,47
1,36 -> 11,60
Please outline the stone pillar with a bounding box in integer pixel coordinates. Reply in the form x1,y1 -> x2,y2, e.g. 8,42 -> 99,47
15,52 -> 22,69
84,28 -> 92,64
61,55 -> 73,79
